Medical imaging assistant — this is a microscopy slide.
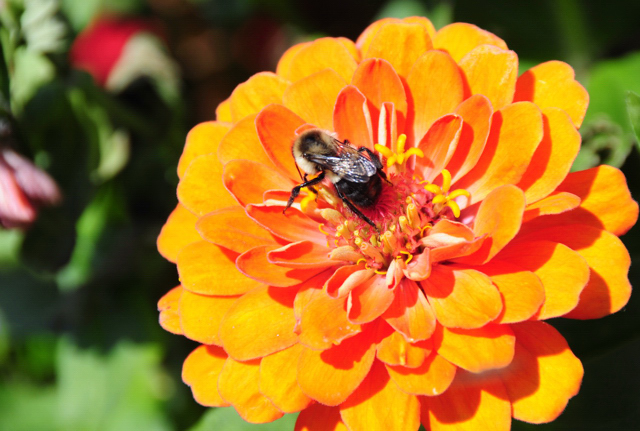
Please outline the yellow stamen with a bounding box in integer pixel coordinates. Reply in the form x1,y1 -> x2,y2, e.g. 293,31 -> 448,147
360,242 -> 386,265
406,203 -> 420,229
318,223 -> 329,236
424,169 -> 471,219
374,134 -> 423,169
370,235 -> 379,247
374,269 -> 387,275
399,215 -> 410,233
299,188 -> 315,212
400,250 -> 413,265
356,258 -> 367,266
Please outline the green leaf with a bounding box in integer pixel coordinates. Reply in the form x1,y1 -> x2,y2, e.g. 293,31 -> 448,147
188,407 -> 298,431
10,46 -> 55,112
0,381 -> 58,431
626,91 -> 640,150
57,339 -> 172,431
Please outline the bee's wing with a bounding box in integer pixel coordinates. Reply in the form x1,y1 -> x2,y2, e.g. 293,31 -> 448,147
307,143 -> 377,183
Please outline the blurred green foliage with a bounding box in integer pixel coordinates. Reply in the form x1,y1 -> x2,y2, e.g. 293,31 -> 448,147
0,0 -> 638,430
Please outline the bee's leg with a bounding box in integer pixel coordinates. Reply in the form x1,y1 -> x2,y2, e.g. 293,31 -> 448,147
284,171 -> 325,213
334,187 -> 376,228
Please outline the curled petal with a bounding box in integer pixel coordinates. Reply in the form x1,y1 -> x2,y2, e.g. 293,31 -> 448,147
522,191 -> 581,223
325,265 -> 375,298
502,321 -> 583,423
333,85 -> 374,150
218,357 -> 283,423
268,241 -> 334,269
340,360 -> 421,431
416,114 -> 463,182
348,274 -> 395,324
182,345 -> 229,407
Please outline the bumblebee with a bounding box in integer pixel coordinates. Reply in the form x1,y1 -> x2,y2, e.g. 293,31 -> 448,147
284,129 -> 386,227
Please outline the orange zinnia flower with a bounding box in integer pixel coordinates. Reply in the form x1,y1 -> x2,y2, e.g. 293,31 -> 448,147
157,17 -> 638,430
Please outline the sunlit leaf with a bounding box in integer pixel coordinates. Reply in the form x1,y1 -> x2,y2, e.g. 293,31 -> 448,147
626,91 -> 640,150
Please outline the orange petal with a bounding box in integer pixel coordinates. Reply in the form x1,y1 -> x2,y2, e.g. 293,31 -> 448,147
177,154 -> 238,216
180,289 -> 239,345
517,108 -> 581,203
268,241 -> 334,269
422,265 -> 502,329
457,102 -> 543,204
229,72 -> 289,122
177,240 -> 261,295
285,38 -> 358,83
387,352 -> 456,396
554,165 -> 639,236
520,225 -> 632,319
496,240 -> 589,319
362,21 -> 433,78
259,344 -> 312,413
351,58 -> 407,139
333,85 -> 374,150
158,286 -> 183,335
182,345 -> 229,407
217,114 -> 275,167
377,331 -> 432,369
433,22 -> 508,62
447,95 -> 493,183
223,159 -> 292,206
297,328 -> 377,406
383,279 -> 436,342
423,370 -> 511,431
295,403 -> 349,431
514,60 -> 589,127
437,324 -> 515,373
426,220 -> 486,263
459,45 -> 518,111
325,265 -> 374,298
216,98 -> 232,122
246,204 -> 326,244
283,69 -> 347,130
255,104 -> 306,181
416,114 -> 463,182
356,17 -> 435,55
197,206 -> 275,254
407,51 -> 464,143
522,191 -> 581,223
178,122 -> 230,178
466,184 -> 525,263
276,41 -> 309,80
479,261 -> 545,324
218,357 -> 283,423
340,360 -> 421,431
348,274 -> 395,324
502,321 -> 583,423
236,245 -> 330,288
295,279 -> 362,350
219,285 -> 298,360
157,203 -> 201,263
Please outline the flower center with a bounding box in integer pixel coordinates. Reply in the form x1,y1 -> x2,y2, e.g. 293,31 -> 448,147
314,134 -> 471,273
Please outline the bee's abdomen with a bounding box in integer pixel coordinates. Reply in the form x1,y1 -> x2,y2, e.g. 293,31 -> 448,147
336,175 -> 382,208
